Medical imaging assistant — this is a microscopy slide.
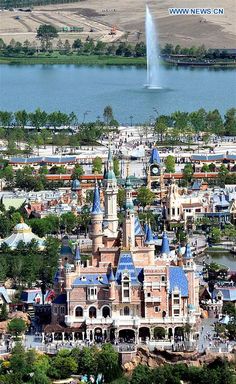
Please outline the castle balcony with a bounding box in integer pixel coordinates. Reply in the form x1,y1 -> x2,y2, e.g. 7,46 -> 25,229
145,296 -> 161,303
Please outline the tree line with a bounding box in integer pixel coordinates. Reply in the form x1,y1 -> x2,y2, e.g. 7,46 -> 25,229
0,343 -> 234,384
154,108 -> 236,138
1,31 -> 234,61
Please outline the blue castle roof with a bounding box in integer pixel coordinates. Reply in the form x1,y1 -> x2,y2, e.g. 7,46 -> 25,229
161,232 -> 170,254
91,183 -> 102,214
145,224 -> 154,244
115,251 -> 139,285
108,268 -> 115,282
150,147 -> 161,164
73,273 -> 109,286
184,243 -> 193,259
169,266 -> 189,297
134,217 -> 144,236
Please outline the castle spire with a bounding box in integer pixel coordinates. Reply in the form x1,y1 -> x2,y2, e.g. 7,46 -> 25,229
160,231 -> 170,256
91,181 -> 102,214
145,223 -> 154,244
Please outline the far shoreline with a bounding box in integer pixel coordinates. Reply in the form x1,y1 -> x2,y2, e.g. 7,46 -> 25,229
0,54 -> 236,68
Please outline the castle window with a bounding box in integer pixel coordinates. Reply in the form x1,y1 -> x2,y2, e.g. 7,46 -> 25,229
174,299 -> 180,305
87,286 -> 97,301
173,309 -> 180,316
102,306 -> 110,318
54,307 -> 58,314
147,292 -> 151,297
75,306 -> 83,317
155,306 -> 160,312
60,306 -> 65,314
124,290 -> 129,298
89,306 -> 97,318
124,306 -> 130,316
161,276 -> 166,282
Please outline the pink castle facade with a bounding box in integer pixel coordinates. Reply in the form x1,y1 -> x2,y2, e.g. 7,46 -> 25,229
51,149 -> 200,344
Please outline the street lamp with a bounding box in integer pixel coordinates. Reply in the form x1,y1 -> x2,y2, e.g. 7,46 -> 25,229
83,110 -> 91,123
129,115 -> 134,127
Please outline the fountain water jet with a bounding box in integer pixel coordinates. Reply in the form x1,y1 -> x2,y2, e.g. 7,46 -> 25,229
145,5 -> 162,89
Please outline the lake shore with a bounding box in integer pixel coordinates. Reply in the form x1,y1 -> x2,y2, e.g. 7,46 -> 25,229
0,54 -> 236,67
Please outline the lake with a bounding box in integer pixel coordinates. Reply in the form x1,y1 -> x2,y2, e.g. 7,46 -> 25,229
1,64 -> 236,123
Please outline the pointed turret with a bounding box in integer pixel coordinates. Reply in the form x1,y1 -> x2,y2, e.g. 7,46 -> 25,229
145,224 -> 154,245
108,267 -> 115,282
90,182 -> 104,257
103,146 -> 118,233
160,232 -> 170,257
123,170 -> 135,249
91,181 -> 102,214
150,147 -> 161,164
184,243 -> 193,260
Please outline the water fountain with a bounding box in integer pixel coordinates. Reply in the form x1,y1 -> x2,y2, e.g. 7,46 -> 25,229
145,4 -> 162,89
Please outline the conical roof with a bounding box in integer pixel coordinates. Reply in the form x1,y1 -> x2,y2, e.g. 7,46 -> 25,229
161,232 -> 170,255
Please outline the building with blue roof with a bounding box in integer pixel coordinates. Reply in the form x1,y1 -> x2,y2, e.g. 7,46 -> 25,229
50,147 -> 199,343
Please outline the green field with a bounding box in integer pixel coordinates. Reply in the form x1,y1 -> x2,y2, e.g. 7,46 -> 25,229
0,54 -> 147,66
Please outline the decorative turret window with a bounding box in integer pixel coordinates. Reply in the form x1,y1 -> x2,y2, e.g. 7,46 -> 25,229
87,286 -> 97,301
121,273 -> 131,303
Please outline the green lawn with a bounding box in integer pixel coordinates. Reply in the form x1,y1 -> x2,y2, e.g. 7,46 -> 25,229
0,53 -> 147,66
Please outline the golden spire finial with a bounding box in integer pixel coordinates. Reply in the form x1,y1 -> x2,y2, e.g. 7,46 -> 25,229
20,216 -> 24,223
126,162 -> 129,178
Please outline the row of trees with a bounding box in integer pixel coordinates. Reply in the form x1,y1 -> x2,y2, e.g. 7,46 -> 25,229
0,108 -> 235,140
0,344 -> 234,384
154,108 -> 236,137
0,237 -> 60,287
0,343 -> 121,383
162,43 -> 235,60
1,32 -> 234,62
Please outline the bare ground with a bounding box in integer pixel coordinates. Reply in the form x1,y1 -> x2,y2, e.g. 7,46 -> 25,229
0,0 -> 235,47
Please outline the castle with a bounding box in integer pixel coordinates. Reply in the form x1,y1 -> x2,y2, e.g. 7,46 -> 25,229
51,148 -> 200,344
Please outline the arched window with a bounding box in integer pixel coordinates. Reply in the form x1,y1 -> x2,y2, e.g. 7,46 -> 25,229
75,307 -> 83,317
89,306 -> 97,318
102,306 -> 110,318
124,306 -> 130,316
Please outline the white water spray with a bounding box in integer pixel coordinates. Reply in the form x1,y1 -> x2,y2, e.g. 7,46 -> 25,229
145,5 -> 161,89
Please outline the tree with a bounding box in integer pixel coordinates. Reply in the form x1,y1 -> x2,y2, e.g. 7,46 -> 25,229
36,24 -> 58,49
137,187 -> 155,208
165,155 -> 175,173
0,111 -> 13,128
15,110 -> 28,129
154,117 -> 168,142
8,318 -> 27,337
117,188 -> 125,211
183,163 -> 194,183
92,157 -> 103,174
206,110 -> 224,135
97,343 -> 121,382
224,108 -> 236,135
209,227 -> 221,244
72,164 -> 84,179
113,157 -> 120,177
72,346 -> 98,376
61,212 -> 77,233
50,350 -> 77,380
0,303 -> 8,321
103,105 -> 114,125
63,39 -> 71,54
201,164 -> 210,172
29,108 -> 47,132
218,164 -> 229,185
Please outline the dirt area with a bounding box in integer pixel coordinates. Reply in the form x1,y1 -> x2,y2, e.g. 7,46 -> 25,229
0,0 -> 235,47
